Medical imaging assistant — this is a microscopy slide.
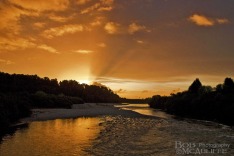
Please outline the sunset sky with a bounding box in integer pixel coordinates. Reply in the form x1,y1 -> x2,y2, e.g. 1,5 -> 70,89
0,0 -> 234,98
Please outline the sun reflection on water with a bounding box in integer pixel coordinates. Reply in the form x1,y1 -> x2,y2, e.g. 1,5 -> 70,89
0,118 -> 101,156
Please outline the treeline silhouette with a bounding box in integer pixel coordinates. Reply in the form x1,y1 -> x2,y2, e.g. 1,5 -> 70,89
0,72 -> 120,133
120,98 -> 151,104
149,78 -> 234,125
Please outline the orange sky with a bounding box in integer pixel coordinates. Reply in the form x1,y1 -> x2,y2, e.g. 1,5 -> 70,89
0,0 -> 234,98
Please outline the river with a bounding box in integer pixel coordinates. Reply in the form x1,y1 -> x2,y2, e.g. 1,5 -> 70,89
0,118 -> 101,156
115,103 -> 172,119
116,104 -> 234,155
0,104 -> 233,156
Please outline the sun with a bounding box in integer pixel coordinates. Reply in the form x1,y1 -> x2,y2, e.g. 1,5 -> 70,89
79,79 -> 91,84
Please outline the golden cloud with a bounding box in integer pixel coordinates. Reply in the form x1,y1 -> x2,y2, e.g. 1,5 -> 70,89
128,23 -> 147,34
90,16 -> 105,26
81,0 -> 114,14
76,0 -> 91,5
0,3 -> 38,35
37,44 -> 59,54
81,3 -> 101,14
97,43 -> 106,47
0,36 -> 59,54
9,0 -> 69,12
188,14 -> 214,26
101,0 -> 114,5
137,40 -> 144,44
91,20 -> 102,26
73,49 -> 94,54
217,18 -> 229,24
48,14 -> 72,23
97,6 -> 112,11
0,59 -> 15,65
42,24 -> 84,39
33,22 -> 46,28
0,37 -> 36,51
188,14 -> 229,27
104,22 -> 119,34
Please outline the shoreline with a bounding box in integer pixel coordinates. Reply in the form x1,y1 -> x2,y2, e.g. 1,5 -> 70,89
20,103 -> 153,123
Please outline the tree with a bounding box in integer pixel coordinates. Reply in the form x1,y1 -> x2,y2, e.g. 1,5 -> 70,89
199,86 -> 213,95
188,78 -> 202,94
223,77 -> 234,93
216,84 -> 223,93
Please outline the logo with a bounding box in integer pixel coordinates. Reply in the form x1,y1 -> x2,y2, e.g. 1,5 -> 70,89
175,141 -> 230,155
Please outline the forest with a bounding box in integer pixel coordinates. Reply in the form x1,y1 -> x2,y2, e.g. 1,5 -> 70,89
0,72 -> 120,133
149,78 -> 234,126
120,98 -> 151,104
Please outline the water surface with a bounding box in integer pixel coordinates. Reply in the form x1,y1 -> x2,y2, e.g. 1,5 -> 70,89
115,104 -> 234,155
115,103 -> 171,119
1,104 -> 234,156
0,118 -> 101,156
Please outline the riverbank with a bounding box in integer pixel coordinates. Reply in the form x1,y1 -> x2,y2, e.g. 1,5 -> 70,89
20,103 -> 148,123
